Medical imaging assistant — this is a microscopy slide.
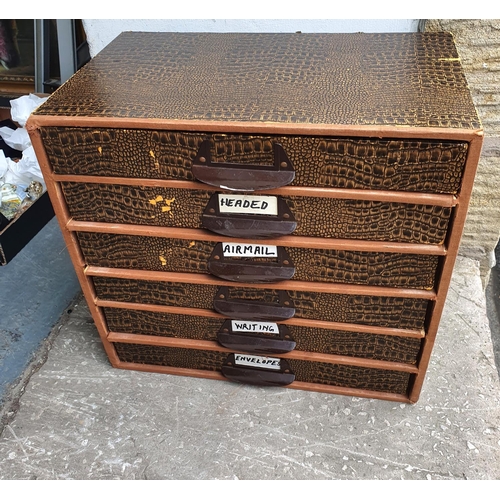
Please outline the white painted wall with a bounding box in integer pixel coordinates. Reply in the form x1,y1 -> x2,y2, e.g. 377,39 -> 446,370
82,19 -> 419,57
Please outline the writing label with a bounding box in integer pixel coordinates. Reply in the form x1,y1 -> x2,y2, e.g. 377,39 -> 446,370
234,354 -> 281,370
218,194 -> 278,216
231,320 -> 279,334
222,243 -> 278,258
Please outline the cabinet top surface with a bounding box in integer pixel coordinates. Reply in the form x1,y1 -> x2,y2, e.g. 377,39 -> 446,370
32,32 -> 481,131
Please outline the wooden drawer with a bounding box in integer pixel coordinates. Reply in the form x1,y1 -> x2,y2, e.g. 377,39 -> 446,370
112,342 -> 412,396
60,182 -> 453,244
103,307 -> 423,364
42,128 -> 468,194
91,274 -> 431,330
77,231 -> 440,289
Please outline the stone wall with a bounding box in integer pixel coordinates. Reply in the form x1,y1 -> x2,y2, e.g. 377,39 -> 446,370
425,20 -> 500,285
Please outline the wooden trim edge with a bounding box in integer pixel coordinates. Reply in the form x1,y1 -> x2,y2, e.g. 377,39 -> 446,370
69,221 -> 447,256
85,265 -> 437,300
27,113 -> 482,142
96,300 -> 425,339
55,175 -> 458,207
112,360 -> 411,403
107,332 -> 419,374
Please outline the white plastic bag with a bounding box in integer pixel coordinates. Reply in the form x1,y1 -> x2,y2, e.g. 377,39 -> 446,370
10,93 -> 48,128
0,150 -> 9,179
2,146 -> 45,188
0,94 -> 48,191
0,126 -> 31,151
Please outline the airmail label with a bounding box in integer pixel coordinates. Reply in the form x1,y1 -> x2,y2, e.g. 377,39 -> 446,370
234,354 -> 281,370
218,194 -> 278,216
231,320 -> 279,334
222,243 -> 278,258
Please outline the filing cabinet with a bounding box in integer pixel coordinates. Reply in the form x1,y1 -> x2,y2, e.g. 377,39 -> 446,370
27,32 -> 483,403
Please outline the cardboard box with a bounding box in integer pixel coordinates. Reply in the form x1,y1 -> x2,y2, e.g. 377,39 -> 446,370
0,190 -> 54,265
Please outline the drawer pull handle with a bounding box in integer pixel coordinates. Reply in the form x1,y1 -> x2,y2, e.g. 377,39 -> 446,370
202,193 -> 297,239
192,140 -> 295,191
221,353 -> 295,386
208,243 -> 295,283
213,287 -> 295,321
217,319 -> 296,354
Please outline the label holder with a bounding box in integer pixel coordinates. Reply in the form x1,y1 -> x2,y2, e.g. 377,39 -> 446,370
208,242 -> 295,283
202,193 -> 297,239
217,319 -> 296,354
221,353 -> 295,386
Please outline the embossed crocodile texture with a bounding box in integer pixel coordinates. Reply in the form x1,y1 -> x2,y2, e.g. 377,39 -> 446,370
284,290 -> 428,329
32,32 -> 480,129
30,32 -> 481,399
288,358 -> 410,394
44,128 -> 468,194
114,343 -> 226,371
92,277 -> 429,329
113,343 -> 411,394
103,308 -> 422,363
78,232 -> 439,289
62,182 -> 452,244
103,308 -> 222,340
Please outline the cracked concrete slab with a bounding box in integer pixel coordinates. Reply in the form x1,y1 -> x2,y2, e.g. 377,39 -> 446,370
0,255 -> 499,480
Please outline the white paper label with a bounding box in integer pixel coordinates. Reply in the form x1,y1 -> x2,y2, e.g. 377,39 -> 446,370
231,320 -> 279,334
234,353 -> 281,370
222,243 -> 278,258
218,194 -> 278,216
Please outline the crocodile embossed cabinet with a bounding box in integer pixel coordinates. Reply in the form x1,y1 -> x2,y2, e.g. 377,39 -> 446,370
27,32 -> 483,403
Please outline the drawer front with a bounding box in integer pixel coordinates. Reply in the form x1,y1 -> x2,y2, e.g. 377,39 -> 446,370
112,343 -> 411,395
62,182 -> 452,244
43,127 -> 468,194
93,277 -> 430,330
103,307 -> 422,363
78,232 -> 439,289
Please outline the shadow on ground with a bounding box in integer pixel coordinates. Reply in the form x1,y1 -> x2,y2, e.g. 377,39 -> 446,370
485,244 -> 500,379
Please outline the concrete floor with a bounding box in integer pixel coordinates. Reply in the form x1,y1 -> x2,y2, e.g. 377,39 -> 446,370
0,217 -> 80,408
484,245 -> 500,380
0,254 -> 499,479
